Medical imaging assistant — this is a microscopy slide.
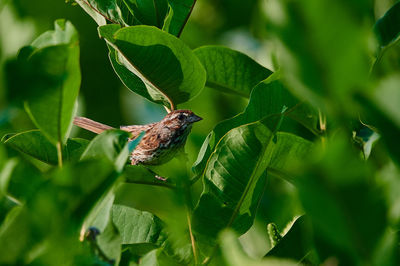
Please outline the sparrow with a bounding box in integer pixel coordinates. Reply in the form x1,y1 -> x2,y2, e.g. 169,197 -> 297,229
73,110 -> 202,165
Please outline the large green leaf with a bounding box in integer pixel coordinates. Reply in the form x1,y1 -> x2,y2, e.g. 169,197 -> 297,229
193,73 -> 318,176
374,1 -> 400,48
3,130 -> 88,165
8,20 -> 81,145
194,46 -> 272,97
99,25 -> 206,109
267,132 -> 313,183
193,121 -> 274,238
193,126 -> 312,240
163,0 -> 196,37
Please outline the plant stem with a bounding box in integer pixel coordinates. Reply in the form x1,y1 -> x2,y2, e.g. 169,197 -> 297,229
318,109 -> 327,149
186,207 -> 198,265
56,141 -> 63,168
179,151 -> 198,264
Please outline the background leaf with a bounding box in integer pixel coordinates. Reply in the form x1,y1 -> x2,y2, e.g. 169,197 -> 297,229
3,130 -> 88,165
8,20 -> 81,145
194,46 -> 272,97
374,1 -> 400,48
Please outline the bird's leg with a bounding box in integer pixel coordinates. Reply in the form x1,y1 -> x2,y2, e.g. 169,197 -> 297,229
144,167 -> 168,182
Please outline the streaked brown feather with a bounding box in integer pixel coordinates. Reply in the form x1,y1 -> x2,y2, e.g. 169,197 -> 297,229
73,117 -> 114,134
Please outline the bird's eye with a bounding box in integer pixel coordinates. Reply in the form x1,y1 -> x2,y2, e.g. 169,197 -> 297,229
178,114 -> 185,120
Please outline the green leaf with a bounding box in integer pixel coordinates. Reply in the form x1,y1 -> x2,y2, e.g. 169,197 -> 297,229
194,46 -> 272,97
74,0 -> 107,26
122,0 -> 169,28
193,73 -> 318,176
219,229 -> 298,266
265,216 -> 313,262
81,190 -> 115,235
163,0 -> 196,37
112,204 -> 165,247
8,20 -> 81,145
96,218 -> 122,264
267,132 -> 313,183
80,129 -> 137,171
50,160 -> 117,221
0,207 -> 31,264
356,75 -> 400,165
99,25 -> 206,109
3,130 -> 89,165
193,121 -> 274,238
374,1 -> 400,48
0,158 -> 43,202
75,0 -> 125,25
139,248 -> 178,266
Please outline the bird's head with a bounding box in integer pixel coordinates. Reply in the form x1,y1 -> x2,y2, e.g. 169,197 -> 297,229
163,110 -> 202,126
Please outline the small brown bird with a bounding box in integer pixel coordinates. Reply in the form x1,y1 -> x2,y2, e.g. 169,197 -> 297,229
73,110 -> 202,165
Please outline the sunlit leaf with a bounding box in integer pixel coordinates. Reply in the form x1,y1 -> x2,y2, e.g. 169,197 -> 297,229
99,24 -> 206,109
112,204 -> 166,247
193,121 -> 274,238
193,73 -> 318,176
75,0 -> 125,25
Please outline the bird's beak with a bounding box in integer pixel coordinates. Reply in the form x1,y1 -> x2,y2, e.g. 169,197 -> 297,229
189,114 -> 203,123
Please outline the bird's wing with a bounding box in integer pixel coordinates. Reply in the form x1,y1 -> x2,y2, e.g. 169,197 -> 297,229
120,123 -> 157,139
73,117 -> 114,134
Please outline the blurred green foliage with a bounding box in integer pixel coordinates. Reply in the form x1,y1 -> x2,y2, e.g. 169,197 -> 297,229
1,0 -> 400,265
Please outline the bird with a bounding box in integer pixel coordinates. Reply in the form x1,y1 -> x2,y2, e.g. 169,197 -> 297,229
73,110 -> 202,165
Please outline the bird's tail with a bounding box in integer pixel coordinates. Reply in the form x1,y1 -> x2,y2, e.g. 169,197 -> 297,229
73,117 -> 114,134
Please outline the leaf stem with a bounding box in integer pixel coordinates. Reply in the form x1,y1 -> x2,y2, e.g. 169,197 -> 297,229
56,141 -> 63,167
